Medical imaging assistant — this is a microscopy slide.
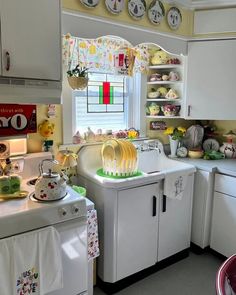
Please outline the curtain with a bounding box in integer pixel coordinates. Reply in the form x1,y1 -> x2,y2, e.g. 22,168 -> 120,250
62,34 -> 150,75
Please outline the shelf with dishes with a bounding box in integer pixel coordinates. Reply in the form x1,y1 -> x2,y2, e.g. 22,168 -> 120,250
147,81 -> 182,85
149,64 -> 182,70
146,101 -> 182,118
146,98 -> 182,102
146,115 -> 181,119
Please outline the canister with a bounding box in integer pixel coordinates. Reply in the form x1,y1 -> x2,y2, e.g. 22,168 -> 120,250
10,175 -> 21,193
0,176 -> 11,194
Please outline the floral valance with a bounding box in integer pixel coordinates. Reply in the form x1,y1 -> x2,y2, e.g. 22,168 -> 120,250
62,34 -> 149,75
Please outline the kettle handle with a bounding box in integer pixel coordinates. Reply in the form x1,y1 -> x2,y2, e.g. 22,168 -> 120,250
39,159 -> 59,176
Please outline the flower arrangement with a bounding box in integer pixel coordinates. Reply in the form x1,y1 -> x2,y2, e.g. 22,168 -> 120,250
164,126 -> 186,140
67,64 -> 88,78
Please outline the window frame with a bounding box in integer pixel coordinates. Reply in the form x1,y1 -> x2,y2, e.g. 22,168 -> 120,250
62,68 -> 146,144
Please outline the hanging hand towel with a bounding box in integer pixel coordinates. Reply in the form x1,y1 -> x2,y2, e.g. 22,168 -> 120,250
87,209 -> 100,261
164,171 -> 188,200
0,226 -> 63,295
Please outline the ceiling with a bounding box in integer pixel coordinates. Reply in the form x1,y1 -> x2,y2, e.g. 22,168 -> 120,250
168,0 -> 236,9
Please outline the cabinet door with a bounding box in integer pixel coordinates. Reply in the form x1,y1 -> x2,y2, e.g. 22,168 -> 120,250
116,183 -> 159,281
186,40 -> 236,120
158,175 -> 193,261
0,0 -> 61,80
211,192 -> 236,257
191,170 -> 214,248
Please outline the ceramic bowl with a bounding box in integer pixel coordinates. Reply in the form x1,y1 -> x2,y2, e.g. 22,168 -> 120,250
161,105 -> 181,117
188,149 -> 204,159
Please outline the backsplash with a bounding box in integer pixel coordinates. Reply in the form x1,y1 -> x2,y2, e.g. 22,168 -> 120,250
27,105 -> 62,154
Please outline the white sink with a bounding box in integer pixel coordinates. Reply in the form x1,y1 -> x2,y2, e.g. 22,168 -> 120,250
138,149 -> 195,175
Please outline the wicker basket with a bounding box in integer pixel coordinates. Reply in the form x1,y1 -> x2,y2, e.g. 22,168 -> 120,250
67,76 -> 88,90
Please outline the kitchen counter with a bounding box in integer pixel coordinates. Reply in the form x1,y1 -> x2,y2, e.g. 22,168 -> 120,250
177,158 -> 236,176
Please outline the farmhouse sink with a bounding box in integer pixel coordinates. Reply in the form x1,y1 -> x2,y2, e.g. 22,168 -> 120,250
138,149 -> 195,175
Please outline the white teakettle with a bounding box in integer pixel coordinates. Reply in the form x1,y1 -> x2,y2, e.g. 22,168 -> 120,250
35,159 -> 68,201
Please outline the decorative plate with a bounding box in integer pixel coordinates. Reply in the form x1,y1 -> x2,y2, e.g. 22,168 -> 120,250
167,7 -> 182,30
105,0 -> 125,14
203,138 -> 220,152
148,0 -> 165,25
128,0 -> 147,20
80,0 -> 100,8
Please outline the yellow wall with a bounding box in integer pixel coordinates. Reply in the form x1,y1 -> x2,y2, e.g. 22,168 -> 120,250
147,118 -> 195,144
212,121 -> 236,144
28,1 -> 194,152
27,105 -> 62,154
63,0 -> 193,36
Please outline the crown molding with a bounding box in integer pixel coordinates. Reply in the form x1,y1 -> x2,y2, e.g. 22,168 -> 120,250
166,0 -> 236,9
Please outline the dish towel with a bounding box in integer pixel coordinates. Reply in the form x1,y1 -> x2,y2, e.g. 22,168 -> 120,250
164,171 -> 188,200
87,209 -> 100,261
0,226 -> 63,295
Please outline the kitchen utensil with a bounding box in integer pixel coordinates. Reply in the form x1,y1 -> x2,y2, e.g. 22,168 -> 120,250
0,190 -> 28,200
35,159 -> 68,201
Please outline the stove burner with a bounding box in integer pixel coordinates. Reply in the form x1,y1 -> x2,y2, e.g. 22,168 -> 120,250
27,178 -> 38,186
29,192 -> 69,203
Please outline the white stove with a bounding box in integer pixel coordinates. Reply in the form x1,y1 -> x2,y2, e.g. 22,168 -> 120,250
0,151 -> 94,295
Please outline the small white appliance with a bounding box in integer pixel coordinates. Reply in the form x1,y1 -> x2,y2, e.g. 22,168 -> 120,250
0,151 -> 94,295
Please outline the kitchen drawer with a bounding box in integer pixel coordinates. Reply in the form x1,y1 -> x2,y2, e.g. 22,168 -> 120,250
215,174 -> 236,197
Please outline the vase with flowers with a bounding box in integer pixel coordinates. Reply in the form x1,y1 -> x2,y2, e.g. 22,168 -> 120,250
164,126 -> 186,157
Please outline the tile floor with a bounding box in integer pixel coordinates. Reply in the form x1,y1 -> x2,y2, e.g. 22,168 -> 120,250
94,252 -> 224,295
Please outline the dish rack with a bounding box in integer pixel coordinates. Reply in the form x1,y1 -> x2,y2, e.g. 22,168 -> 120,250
101,139 -> 138,177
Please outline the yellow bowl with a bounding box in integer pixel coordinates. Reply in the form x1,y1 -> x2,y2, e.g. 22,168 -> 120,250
188,150 -> 204,159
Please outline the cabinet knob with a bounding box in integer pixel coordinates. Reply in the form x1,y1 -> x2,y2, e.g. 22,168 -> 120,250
5,51 -> 10,71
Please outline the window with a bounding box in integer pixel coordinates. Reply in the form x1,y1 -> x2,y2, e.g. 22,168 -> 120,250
73,72 -> 133,133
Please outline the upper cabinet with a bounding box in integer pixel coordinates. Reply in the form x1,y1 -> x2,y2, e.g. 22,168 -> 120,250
0,0 -> 61,81
185,39 -> 236,120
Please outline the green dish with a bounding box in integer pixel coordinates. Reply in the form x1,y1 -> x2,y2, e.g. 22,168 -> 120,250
96,168 -> 143,179
72,185 -> 87,197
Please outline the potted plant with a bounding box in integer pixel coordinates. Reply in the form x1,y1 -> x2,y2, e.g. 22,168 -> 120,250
164,126 -> 186,157
67,64 -> 88,90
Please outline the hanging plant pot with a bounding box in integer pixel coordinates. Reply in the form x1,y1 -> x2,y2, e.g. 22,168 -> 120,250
67,76 -> 89,90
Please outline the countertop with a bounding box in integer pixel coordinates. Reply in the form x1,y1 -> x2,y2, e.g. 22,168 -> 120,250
177,158 -> 236,176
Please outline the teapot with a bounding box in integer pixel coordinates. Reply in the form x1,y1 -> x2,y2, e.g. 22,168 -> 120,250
35,159 -> 68,201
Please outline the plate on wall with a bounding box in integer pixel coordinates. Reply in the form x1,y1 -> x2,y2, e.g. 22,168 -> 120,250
128,0 -> 147,20
167,7 -> 182,30
105,0 -> 125,14
80,0 -> 100,8
203,138 -> 220,152
148,0 -> 165,25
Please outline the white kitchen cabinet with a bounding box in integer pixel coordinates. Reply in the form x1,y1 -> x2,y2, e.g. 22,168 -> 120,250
117,184 -> 159,281
185,39 -> 236,119
211,174 -> 236,257
191,170 -> 214,249
158,174 -> 194,261
0,0 -> 61,81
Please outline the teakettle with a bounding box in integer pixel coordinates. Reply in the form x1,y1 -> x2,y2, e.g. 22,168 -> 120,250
35,159 -> 68,201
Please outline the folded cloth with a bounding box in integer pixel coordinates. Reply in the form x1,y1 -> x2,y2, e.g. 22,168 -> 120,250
0,226 -> 63,295
87,209 -> 100,261
164,171 -> 188,200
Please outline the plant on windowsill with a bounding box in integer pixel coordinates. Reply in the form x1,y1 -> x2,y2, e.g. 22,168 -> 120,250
67,65 -> 88,90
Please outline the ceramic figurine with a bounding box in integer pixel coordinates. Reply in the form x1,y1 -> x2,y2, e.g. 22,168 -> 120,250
73,130 -> 85,144
219,130 -> 236,158
84,127 -> 95,142
169,71 -> 180,81
148,103 -> 160,116
38,120 -> 55,138
151,50 -> 169,65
